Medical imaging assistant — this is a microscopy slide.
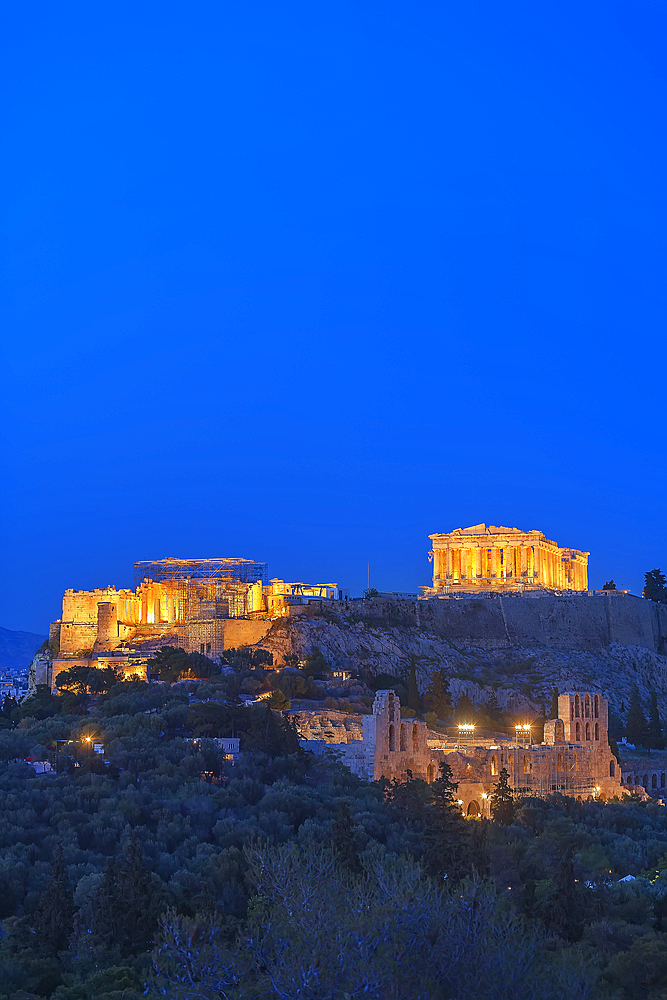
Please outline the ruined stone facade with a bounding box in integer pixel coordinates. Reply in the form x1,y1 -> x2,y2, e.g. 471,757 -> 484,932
299,689 -> 624,813
426,524 -> 589,594
297,690 -> 441,783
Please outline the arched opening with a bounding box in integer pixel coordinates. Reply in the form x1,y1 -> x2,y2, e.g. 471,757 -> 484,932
557,753 -> 564,773
653,774 -> 658,789
662,773 -> 665,788
388,693 -> 395,722
575,694 -> 580,718
427,763 -> 435,783
491,755 -> 498,776
523,755 -> 530,774
610,760 -> 615,777
643,774 -> 649,789
412,724 -> 419,752
594,695 -> 599,718
573,752 -> 579,770
555,720 -> 564,742
575,721 -> 581,741
585,723 -> 591,742
466,800 -> 480,817
585,694 -> 591,719
388,724 -> 395,752
595,723 -> 599,741
399,723 -> 407,751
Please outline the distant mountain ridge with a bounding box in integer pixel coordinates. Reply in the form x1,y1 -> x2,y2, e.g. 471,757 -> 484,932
0,626 -> 47,672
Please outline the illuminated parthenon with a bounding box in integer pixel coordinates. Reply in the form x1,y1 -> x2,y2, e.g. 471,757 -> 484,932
427,524 -> 588,594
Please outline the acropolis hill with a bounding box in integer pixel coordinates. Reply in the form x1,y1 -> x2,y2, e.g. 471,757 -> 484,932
37,527 -> 667,720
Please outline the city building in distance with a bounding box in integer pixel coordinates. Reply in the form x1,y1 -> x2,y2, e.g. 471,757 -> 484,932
424,524 -> 589,596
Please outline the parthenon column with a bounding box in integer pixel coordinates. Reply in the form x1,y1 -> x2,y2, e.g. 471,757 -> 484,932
520,546 -> 527,579
490,546 -> 498,579
534,546 -> 541,583
476,547 -> 482,579
460,548 -> 467,579
505,546 -> 513,579
446,547 -> 452,580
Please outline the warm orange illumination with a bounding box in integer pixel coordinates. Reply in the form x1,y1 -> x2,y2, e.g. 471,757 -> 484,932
427,524 -> 589,594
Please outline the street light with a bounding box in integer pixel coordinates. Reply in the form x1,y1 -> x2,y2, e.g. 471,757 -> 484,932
457,723 -> 475,750
515,724 -> 531,748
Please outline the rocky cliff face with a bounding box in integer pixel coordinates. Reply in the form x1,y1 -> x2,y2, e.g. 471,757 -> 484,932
256,598 -> 667,719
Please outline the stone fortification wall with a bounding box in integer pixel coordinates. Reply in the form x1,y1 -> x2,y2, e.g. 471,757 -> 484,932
323,593 -> 667,653
223,619 -> 273,649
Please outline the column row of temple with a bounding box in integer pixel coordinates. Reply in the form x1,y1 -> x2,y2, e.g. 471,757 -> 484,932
435,544 -> 586,589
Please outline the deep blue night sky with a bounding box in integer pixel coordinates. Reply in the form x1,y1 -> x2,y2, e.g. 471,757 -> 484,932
2,1 -> 666,633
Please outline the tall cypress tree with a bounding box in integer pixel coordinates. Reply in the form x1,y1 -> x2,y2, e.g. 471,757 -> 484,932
33,843 -> 73,954
550,687 -> 559,720
648,690 -> 664,750
626,685 -> 649,747
423,760 -> 473,882
490,768 -> 515,825
407,657 -> 421,713
332,801 -> 362,874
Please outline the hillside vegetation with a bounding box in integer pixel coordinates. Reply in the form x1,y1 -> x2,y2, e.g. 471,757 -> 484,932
0,661 -> 666,998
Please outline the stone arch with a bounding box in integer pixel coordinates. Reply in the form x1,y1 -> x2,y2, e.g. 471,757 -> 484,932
389,724 -> 395,752
585,694 -> 591,719
653,774 -> 658,789
491,755 -> 498,776
643,774 -> 649,789
585,722 -> 591,742
555,720 -> 564,742
467,800 -> 480,817
610,760 -> 615,777
399,723 -> 407,752
412,723 -> 419,752
557,753 -> 564,772
594,694 -> 599,718
523,755 -> 530,774
575,694 -> 580,718
427,763 -> 435,783
575,721 -> 581,742
595,722 -> 599,741
573,752 -> 579,770
662,773 -> 665,788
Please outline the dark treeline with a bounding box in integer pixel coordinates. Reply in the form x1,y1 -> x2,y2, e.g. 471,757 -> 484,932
2,663 -> 667,998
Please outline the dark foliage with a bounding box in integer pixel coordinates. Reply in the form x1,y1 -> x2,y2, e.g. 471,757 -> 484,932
2,670 -> 667,998
643,568 -> 667,604
627,684 -> 650,747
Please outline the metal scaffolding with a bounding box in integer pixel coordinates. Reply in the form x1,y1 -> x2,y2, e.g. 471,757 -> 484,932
134,557 -> 268,619
134,557 -> 268,586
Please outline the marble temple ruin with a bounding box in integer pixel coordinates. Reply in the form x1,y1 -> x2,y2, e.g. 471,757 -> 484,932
425,523 -> 589,595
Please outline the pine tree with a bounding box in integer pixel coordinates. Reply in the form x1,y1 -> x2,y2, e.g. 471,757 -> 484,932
455,694 -> 475,724
423,670 -> 452,720
626,684 -> 649,747
490,768 -> 515,825
407,657 -> 421,713
643,569 -> 667,604
33,843 -> 73,954
648,690 -> 664,750
423,761 -> 475,882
